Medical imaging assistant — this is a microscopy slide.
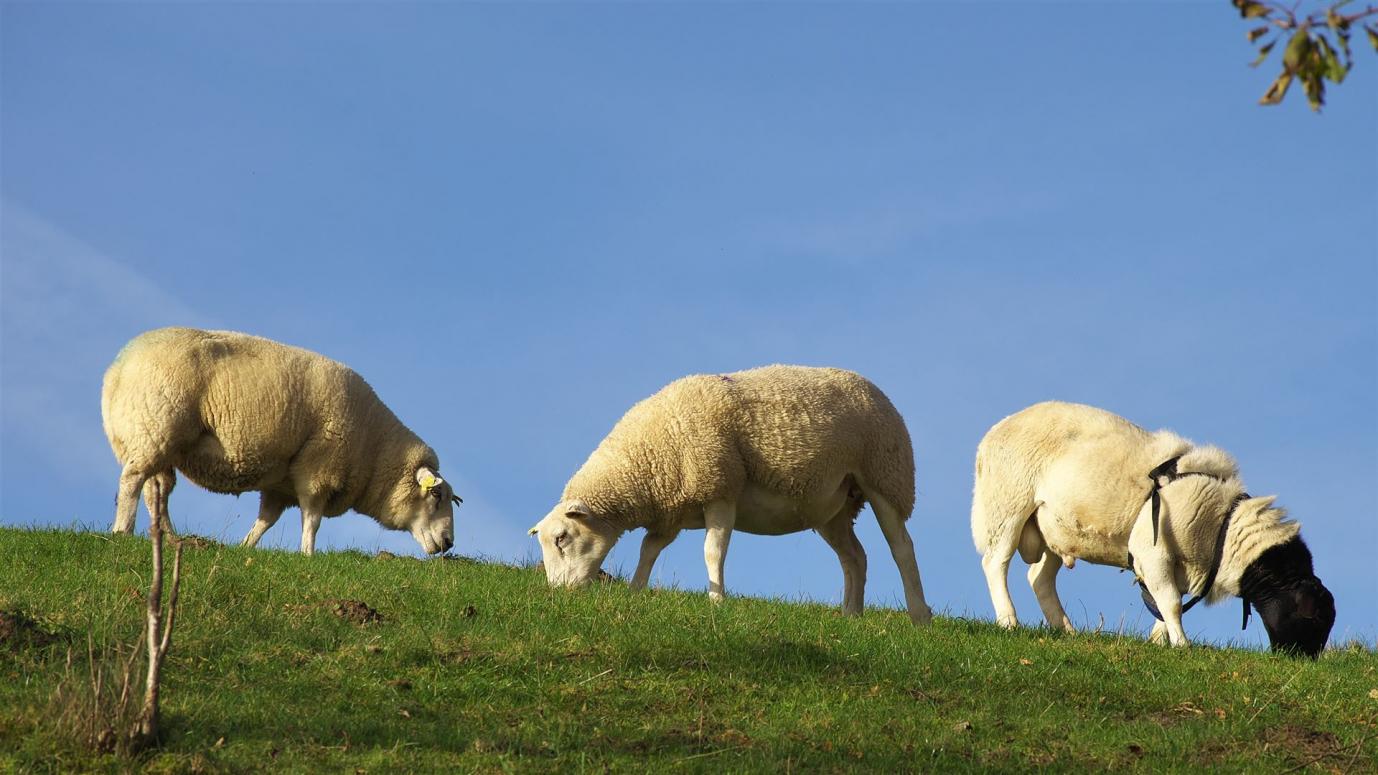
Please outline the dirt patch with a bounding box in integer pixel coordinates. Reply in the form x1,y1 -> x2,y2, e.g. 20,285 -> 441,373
437,647 -> 488,665
0,609 -> 58,649
1265,724 -> 1343,766
1143,701 -> 1207,728
436,553 -> 482,565
328,600 -> 383,625
282,599 -> 384,626
175,535 -> 218,550
374,550 -> 418,562
1188,724 -> 1347,768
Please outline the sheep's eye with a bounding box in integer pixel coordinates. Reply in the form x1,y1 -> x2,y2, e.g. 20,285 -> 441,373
555,532 -> 570,551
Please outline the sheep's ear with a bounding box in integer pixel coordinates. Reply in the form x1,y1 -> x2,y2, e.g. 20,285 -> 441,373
564,500 -> 592,519
416,467 -> 444,493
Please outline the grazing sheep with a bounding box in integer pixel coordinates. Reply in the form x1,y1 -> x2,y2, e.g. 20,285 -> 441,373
102,327 -> 460,555
972,401 -> 1335,657
528,365 -> 933,625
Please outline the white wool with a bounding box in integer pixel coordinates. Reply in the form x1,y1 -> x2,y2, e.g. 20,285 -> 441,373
971,400 -> 1303,646
101,327 -> 457,555
529,365 -> 933,625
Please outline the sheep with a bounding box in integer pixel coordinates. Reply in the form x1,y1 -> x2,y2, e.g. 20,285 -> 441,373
102,327 -> 460,555
971,401 -> 1335,657
527,365 -> 933,625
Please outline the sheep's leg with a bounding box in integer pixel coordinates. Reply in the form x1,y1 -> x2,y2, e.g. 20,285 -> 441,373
299,496 -> 326,556
300,507 -> 323,554
1138,562 -> 1188,646
113,464 -> 151,534
1148,621 -> 1169,645
242,493 -> 290,548
845,525 -> 867,613
982,548 -> 1019,629
976,512 -> 1028,630
1027,549 -> 1074,632
630,529 -> 680,591
865,490 -> 933,626
702,499 -> 736,602
816,513 -> 867,616
141,470 -> 178,537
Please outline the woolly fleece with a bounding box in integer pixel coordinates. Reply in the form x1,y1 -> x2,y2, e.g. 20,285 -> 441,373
532,365 -> 931,623
101,327 -> 457,554
972,401 -> 1301,643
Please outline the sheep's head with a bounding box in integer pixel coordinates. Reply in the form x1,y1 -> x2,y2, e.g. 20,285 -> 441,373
1255,576 -> 1335,659
1242,537 -> 1335,659
404,466 -> 459,555
528,499 -> 620,587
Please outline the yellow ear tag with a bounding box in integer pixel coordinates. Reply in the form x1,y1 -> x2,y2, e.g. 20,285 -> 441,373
420,473 -> 438,492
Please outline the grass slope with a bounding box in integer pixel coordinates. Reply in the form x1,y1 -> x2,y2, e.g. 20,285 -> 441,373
1,527 -> 1374,773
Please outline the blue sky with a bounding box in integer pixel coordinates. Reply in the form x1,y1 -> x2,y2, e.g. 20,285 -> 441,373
2,2 -> 1373,649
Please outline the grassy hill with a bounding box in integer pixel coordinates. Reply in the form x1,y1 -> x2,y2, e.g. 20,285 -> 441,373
1,528 -> 1374,773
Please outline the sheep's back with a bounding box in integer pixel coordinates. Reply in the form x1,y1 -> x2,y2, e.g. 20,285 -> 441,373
979,401 -> 1190,540
103,328 -> 379,493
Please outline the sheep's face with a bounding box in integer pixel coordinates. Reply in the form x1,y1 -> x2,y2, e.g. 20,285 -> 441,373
404,466 -> 458,555
1257,578 -> 1335,659
528,499 -> 619,587
1242,537 -> 1335,659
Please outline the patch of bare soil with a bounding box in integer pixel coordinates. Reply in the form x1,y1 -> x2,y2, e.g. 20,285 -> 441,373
435,553 -> 482,565
282,599 -> 384,625
1265,724 -> 1346,769
0,608 -> 58,649
176,535 -> 218,550
1190,724 -> 1350,768
327,599 -> 383,625
1143,701 -> 1207,728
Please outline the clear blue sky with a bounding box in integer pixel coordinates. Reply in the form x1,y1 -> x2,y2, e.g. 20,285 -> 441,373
2,2 -> 1374,649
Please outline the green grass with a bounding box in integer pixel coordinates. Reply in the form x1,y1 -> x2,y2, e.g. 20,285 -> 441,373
1,527 -> 1374,773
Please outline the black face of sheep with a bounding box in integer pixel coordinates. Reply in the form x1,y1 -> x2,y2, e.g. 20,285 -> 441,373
1241,538 -> 1335,659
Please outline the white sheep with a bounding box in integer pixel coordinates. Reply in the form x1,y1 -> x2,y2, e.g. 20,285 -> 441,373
528,365 -> 933,625
972,401 -> 1334,657
102,327 -> 460,555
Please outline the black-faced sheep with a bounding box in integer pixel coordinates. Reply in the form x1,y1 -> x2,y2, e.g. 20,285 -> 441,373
972,401 -> 1334,657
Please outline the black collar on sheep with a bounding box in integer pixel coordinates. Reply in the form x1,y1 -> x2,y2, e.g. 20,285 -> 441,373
1128,456 -> 1251,629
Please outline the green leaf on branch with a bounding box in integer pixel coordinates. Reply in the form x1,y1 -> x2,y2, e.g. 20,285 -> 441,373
1283,29 -> 1313,71
1248,25 -> 1271,42
1303,71 -> 1325,110
1250,39 -> 1278,66
1233,0 -> 1272,19
1317,35 -> 1348,82
1259,71 -> 1294,104
1367,24 -> 1378,52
